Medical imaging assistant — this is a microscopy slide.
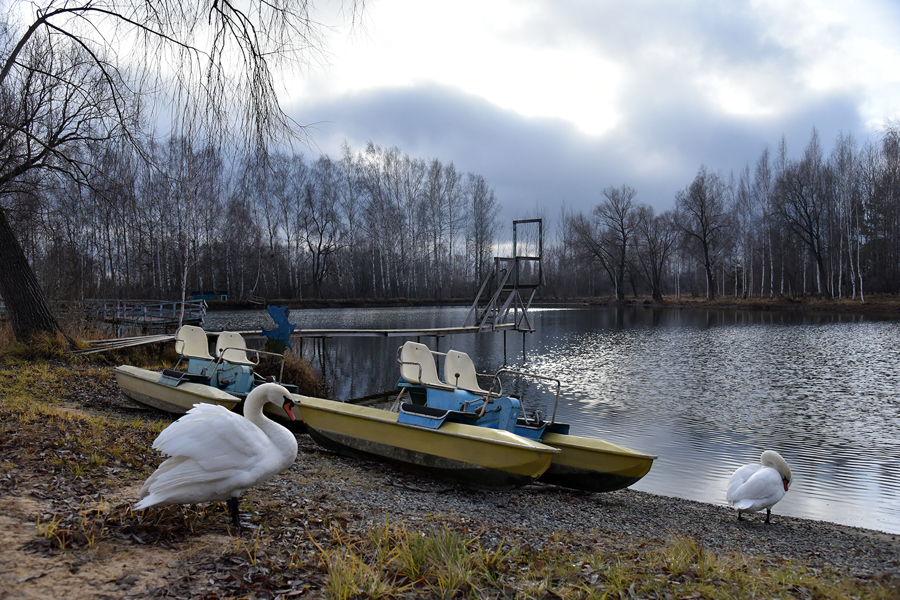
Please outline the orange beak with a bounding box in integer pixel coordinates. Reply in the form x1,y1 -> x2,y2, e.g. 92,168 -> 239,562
282,397 -> 296,421
783,478 -> 790,492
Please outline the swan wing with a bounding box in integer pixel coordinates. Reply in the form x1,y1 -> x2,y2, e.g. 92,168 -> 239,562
151,403 -> 277,473
726,463 -> 761,501
727,465 -> 786,511
135,455 -> 243,507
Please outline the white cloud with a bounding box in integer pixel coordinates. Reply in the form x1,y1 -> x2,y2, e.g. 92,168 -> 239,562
751,0 -> 900,125
293,0 -> 623,136
285,0 -> 900,221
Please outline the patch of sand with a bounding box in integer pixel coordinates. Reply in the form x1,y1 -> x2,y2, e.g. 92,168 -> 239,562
0,493 -> 232,600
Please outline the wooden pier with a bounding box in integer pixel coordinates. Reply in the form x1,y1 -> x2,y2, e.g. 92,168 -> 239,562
72,321 -> 528,356
87,299 -> 206,335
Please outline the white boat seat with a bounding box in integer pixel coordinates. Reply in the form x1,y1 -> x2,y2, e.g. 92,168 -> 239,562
399,341 -> 452,390
174,325 -> 213,360
216,331 -> 257,366
444,349 -> 496,396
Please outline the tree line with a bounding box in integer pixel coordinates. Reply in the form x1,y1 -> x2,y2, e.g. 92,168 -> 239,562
3,2 -> 900,348
7,138 -> 503,303
7,123 -> 900,307
557,123 -> 900,301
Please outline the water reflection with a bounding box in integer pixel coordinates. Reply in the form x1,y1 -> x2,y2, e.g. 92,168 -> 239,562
205,305 -> 900,533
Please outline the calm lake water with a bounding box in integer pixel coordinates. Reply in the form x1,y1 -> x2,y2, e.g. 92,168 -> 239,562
205,305 -> 900,534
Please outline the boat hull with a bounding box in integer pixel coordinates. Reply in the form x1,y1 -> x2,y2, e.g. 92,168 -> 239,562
297,396 -> 558,491
114,365 -> 241,413
537,432 -> 656,492
114,365 -> 303,429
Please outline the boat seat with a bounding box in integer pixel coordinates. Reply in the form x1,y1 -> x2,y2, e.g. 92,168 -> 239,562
215,331 -> 257,366
173,325 -> 216,377
174,325 -> 214,361
398,341 -> 453,390
444,349 -> 498,396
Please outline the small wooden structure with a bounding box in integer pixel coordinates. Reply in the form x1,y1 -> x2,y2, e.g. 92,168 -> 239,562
190,290 -> 229,301
87,299 -> 206,335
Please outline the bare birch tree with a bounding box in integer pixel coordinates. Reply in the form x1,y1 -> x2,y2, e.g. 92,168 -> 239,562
465,173 -> 500,294
774,129 -> 831,297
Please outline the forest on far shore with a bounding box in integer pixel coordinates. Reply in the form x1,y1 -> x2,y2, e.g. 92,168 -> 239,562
7,121 -> 900,305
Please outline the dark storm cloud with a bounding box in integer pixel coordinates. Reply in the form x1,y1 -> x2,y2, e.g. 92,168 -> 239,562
297,78 -> 868,228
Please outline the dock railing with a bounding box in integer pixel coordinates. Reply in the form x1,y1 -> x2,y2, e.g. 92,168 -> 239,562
86,299 -> 206,334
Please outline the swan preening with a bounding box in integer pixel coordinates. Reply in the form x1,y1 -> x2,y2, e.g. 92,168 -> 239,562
727,450 -> 792,523
135,383 -> 299,527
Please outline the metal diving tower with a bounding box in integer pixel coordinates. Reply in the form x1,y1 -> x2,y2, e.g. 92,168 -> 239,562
463,219 -> 543,332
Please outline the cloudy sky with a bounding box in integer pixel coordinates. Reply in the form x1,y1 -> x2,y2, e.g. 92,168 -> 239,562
283,0 -> 900,229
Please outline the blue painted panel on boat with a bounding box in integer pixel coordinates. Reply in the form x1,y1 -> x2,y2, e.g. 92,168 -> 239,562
186,357 -> 214,377
217,363 -> 255,394
424,388 -> 482,411
493,396 -> 521,431
397,407 -> 448,429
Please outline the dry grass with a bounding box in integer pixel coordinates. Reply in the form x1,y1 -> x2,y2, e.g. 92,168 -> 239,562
0,317 -> 328,396
256,349 -> 331,397
1,341 -> 898,598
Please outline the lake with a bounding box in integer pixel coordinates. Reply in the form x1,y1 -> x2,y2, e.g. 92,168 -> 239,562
205,305 -> 900,534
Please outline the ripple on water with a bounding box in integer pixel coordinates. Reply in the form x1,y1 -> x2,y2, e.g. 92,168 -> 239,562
520,317 -> 900,533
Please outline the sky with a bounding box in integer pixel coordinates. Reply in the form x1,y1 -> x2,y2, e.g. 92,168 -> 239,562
283,0 -> 900,231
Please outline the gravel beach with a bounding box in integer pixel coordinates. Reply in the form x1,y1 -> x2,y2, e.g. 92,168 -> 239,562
1,362 -> 898,599
282,435 -> 900,581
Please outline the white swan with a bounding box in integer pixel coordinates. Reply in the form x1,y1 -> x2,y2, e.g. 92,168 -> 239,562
726,450 -> 792,523
135,383 -> 299,527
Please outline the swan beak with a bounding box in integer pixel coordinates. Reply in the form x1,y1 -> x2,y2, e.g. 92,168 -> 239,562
783,478 -> 790,492
282,396 -> 297,421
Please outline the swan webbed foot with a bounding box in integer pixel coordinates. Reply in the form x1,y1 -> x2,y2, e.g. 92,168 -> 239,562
227,497 -> 241,528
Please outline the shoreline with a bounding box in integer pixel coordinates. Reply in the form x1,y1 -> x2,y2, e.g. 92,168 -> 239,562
2,361 -> 899,598
4,431 -> 898,599
205,293 -> 900,316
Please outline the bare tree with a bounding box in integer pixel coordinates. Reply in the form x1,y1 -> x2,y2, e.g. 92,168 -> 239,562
465,173 -> 500,293
676,166 -> 731,299
774,129 -> 832,297
753,147 -> 775,297
0,0 -> 362,341
830,131 -> 860,299
634,206 -> 677,300
0,28 -> 134,340
338,142 -> 364,297
567,186 -> 641,300
595,185 -> 640,300
302,155 -> 345,297
874,119 -> 900,293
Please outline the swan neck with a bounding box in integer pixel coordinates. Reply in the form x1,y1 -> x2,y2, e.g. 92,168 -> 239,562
244,394 -> 278,433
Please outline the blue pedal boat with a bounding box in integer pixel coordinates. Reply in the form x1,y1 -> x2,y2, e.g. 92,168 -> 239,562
393,342 -> 656,492
115,325 -> 301,428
